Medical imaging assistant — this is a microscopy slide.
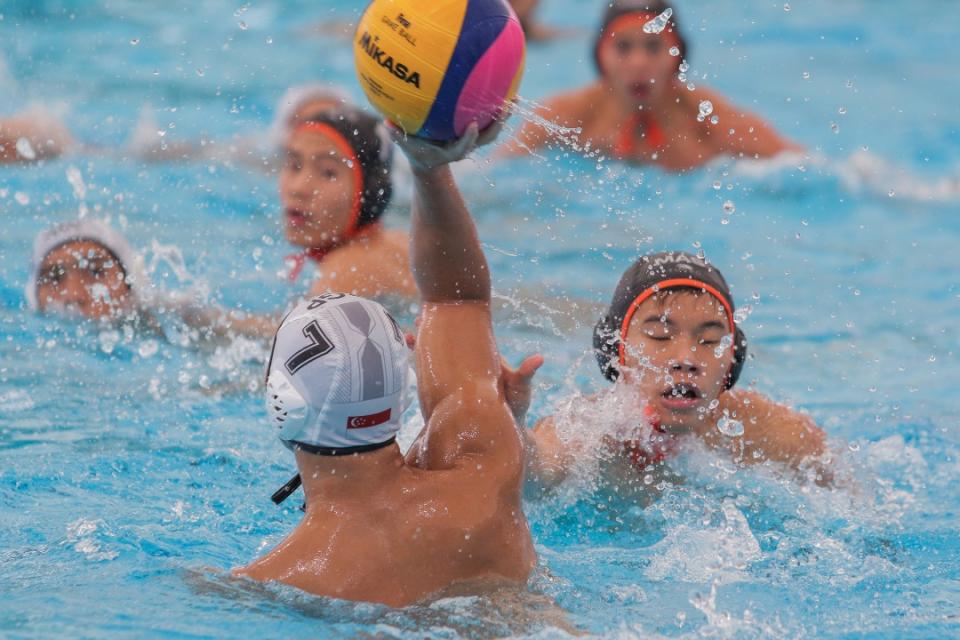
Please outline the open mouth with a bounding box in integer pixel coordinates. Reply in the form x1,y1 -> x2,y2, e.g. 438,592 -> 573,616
630,82 -> 651,99
659,382 -> 703,410
285,208 -> 308,228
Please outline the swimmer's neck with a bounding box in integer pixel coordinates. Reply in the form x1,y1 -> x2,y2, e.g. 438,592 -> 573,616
295,444 -> 404,507
309,224 -> 384,256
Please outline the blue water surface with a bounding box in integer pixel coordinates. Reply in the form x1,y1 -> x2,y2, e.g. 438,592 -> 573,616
1,0 -> 959,637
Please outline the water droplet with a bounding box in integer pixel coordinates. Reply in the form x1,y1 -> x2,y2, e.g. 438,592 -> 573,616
130,38 -> 140,45
678,61 -> 689,74
697,100 -> 714,122
714,334 -> 733,358
723,200 -> 735,214
888,189 -> 896,198
783,3 -> 791,11
138,340 -> 159,358
720,218 -> 730,225
98,330 -> 120,354
266,36 -> 274,44
717,414 -> 744,437
710,115 -> 719,125
928,355 -> 936,363
15,137 -> 36,160
238,20 -> 248,30
669,46 -> 680,56
66,165 -> 87,200
642,8 -> 673,34
802,71 -> 811,80
14,191 -> 30,205
838,107 -> 847,115
848,441 -> 860,452
195,68 -> 204,77
712,180 -> 722,190
831,122 -> 840,134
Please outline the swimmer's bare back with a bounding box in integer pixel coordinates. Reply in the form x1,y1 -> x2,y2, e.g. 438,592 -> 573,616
235,124 -> 535,607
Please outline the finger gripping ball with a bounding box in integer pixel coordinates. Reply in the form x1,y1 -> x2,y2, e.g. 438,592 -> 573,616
354,0 -> 526,141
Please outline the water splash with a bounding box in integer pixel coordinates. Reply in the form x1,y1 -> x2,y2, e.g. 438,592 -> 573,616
716,412 -> 744,437
64,518 -> 118,562
643,8 -> 673,34
15,137 -> 35,160
697,100 -> 714,123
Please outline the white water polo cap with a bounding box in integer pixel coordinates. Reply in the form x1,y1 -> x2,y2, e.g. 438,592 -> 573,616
265,293 -> 410,455
26,218 -> 148,311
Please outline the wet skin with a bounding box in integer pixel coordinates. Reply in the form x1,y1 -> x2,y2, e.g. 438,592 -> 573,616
619,291 -> 734,435
507,18 -> 800,169
525,291 -> 828,486
279,129 -> 358,250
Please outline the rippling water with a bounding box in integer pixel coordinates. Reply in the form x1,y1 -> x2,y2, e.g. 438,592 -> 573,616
1,0 -> 958,637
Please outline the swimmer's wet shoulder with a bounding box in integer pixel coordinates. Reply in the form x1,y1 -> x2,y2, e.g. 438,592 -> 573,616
235,123 -> 535,608
308,227 -> 416,299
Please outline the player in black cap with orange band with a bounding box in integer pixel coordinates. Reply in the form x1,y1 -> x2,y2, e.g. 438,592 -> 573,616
504,0 -> 799,170
506,251 -> 828,489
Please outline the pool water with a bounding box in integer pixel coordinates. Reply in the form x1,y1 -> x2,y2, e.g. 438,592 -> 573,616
2,0 -> 959,637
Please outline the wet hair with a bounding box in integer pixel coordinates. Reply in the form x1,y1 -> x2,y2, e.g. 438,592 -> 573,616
297,107 -> 394,229
593,0 -> 689,75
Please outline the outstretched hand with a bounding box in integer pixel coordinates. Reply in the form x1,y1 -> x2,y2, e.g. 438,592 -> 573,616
387,117 -> 507,172
500,353 -> 544,427
406,324 -> 542,427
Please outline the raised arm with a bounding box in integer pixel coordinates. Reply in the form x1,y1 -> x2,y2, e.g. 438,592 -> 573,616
394,125 -> 522,474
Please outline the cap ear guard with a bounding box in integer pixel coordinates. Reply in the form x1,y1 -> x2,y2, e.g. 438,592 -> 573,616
593,314 -> 621,382
725,326 -> 748,390
266,370 -> 310,445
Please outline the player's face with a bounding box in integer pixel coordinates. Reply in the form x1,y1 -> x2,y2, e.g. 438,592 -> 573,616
35,240 -> 134,320
598,21 -> 678,106
280,130 -> 358,250
620,291 -> 734,434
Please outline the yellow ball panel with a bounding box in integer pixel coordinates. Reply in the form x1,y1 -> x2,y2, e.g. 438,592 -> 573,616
354,0 -> 468,134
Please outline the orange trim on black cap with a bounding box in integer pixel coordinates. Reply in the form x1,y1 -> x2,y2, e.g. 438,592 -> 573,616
600,12 -> 681,56
293,121 -> 364,241
616,277 -> 736,366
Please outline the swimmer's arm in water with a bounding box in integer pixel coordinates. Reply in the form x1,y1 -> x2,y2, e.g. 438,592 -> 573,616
718,389 -> 830,482
524,416 -> 577,488
0,111 -> 75,164
495,354 -> 576,487
173,300 -> 280,340
397,124 -> 524,481
704,89 -> 803,158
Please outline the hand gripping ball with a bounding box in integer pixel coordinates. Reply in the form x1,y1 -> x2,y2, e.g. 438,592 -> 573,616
354,0 -> 526,141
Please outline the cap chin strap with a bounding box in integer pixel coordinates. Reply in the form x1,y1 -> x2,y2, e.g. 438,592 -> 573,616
270,437 -> 398,505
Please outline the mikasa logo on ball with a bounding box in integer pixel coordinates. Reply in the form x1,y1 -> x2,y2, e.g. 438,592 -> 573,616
358,32 -> 422,88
